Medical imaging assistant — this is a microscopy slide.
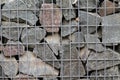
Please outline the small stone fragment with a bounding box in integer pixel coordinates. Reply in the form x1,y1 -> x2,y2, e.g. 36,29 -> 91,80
90,66 -> 120,80
19,51 -> 59,77
69,32 -> 85,48
98,0 -> 118,16
61,20 -> 78,37
56,0 -> 76,20
21,28 -> 46,48
73,0 -> 99,11
13,74 -> 38,80
78,47 -> 91,63
2,0 -> 38,25
45,33 -> 61,55
0,41 -> 4,51
85,34 -> 104,52
3,40 -> 25,57
86,49 -> 120,71
102,13 -> 120,46
0,53 -> 18,77
33,43 -> 60,69
39,3 -> 62,32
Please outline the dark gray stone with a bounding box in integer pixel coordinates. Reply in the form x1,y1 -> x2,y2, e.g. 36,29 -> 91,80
60,44 -> 86,80
0,53 -> 18,77
102,13 -> 120,46
73,0 -> 99,11
69,32 -> 85,48
1,22 -> 24,41
0,66 -> 8,80
61,20 -> 78,37
19,51 -> 59,77
79,11 -> 101,34
2,0 -> 38,25
56,0 -> 76,20
45,33 -> 61,56
33,43 -> 60,69
86,49 -> 120,71
90,66 -> 120,80
85,34 -> 104,52
21,28 -> 46,48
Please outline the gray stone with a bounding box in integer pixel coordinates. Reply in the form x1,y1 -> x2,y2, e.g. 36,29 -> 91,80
1,22 -> 24,41
0,53 -> 18,77
79,11 -> 101,34
90,66 -> 120,80
61,61 -> 85,80
102,13 -> 120,46
61,20 -> 78,37
45,33 -> 61,56
78,47 -> 91,63
21,28 -> 46,48
73,0 -> 99,11
56,0 -> 76,20
85,34 -> 104,52
3,40 -> 25,57
33,43 -> 60,69
69,32 -> 85,48
19,51 -> 59,77
0,66 -> 8,80
2,0 -> 38,25
60,44 -> 86,79
86,49 -> 120,71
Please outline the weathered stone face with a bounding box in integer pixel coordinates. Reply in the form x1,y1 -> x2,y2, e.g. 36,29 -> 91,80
39,3 -> 62,32
19,51 -> 59,77
102,13 -> 120,46
2,0 -> 38,25
86,49 -> 120,71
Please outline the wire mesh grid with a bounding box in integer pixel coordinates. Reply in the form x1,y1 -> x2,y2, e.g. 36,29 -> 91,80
0,0 -> 120,80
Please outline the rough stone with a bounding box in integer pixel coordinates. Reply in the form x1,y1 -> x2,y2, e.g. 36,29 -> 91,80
21,28 -> 46,48
60,44 -> 86,79
1,22 -> 24,41
33,43 -> 60,69
78,47 -> 91,63
13,74 -> 38,80
86,49 -> 120,71
69,32 -> 85,48
19,51 -> 59,77
39,3 -> 62,32
0,53 -> 18,77
56,0 -> 76,20
73,0 -> 99,11
98,0 -> 118,16
85,34 -> 104,52
0,66 -> 8,80
2,0 -> 38,25
45,33 -> 61,56
3,40 -> 25,57
61,37 -> 70,44
61,20 -> 78,37
79,11 -> 101,34
102,13 -> 120,46
90,66 -> 120,80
